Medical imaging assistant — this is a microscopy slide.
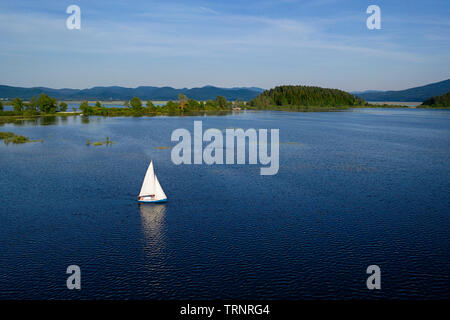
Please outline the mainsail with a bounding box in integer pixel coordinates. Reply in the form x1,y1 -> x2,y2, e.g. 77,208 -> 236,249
139,161 -> 167,200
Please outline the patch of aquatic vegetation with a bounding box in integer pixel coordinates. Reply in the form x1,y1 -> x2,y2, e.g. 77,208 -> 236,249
14,117 -> 36,121
0,117 -> 22,124
155,146 -> 170,150
86,137 -> 115,147
0,131 -> 43,145
0,114 -> 80,125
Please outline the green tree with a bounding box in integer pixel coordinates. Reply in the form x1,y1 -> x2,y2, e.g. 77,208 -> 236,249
205,99 -> 218,110
80,100 -> 93,115
0,100 -> 3,112
178,93 -> 188,112
95,101 -> 102,108
37,93 -> 57,113
146,100 -> 157,112
12,97 -> 24,112
59,102 -> 68,112
166,101 -> 179,113
187,99 -> 201,111
215,96 -> 227,109
27,96 -> 38,112
130,97 -> 142,110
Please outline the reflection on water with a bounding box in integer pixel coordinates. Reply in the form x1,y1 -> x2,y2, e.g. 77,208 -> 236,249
0,115 -> 79,126
81,116 -> 90,124
139,203 -> 167,258
0,111 -> 234,127
40,116 -> 57,126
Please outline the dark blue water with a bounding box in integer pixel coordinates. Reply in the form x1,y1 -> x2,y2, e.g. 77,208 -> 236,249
0,109 -> 449,299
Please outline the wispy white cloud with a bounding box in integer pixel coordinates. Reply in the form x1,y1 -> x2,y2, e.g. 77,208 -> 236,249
0,2 -> 430,62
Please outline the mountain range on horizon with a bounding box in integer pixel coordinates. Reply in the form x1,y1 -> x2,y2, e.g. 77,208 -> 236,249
0,85 -> 264,101
352,79 -> 450,102
0,79 -> 448,102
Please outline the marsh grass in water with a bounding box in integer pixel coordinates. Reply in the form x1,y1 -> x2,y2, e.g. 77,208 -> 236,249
87,137 -> 115,147
0,131 -> 43,145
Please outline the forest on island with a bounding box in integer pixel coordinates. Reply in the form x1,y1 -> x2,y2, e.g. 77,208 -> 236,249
247,85 -> 366,110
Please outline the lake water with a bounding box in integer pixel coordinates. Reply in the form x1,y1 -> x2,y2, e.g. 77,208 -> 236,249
368,101 -> 422,107
0,109 -> 449,299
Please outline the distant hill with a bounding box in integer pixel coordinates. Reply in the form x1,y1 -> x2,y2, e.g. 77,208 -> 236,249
0,85 -> 264,101
354,79 -> 450,102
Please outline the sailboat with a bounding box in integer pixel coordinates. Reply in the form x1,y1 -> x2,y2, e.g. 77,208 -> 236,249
137,160 -> 167,203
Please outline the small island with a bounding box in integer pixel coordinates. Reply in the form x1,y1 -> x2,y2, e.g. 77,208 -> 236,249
247,85 -> 366,111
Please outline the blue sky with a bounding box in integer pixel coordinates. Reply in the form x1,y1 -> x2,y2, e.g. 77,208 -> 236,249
0,0 -> 449,91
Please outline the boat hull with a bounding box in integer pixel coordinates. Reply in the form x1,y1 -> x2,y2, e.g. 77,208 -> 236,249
138,198 -> 167,203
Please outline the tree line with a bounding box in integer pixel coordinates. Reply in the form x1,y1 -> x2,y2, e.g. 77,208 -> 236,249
421,92 -> 450,107
247,85 -> 366,109
0,93 -> 68,115
79,94 -> 244,116
0,93 -> 248,117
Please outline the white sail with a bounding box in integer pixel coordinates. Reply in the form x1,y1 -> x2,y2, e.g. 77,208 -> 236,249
154,174 -> 167,200
138,161 -> 167,200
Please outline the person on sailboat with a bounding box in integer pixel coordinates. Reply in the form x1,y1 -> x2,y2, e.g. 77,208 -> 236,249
138,195 -> 155,201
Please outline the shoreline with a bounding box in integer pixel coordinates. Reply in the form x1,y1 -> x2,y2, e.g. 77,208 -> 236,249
1,105 -> 449,122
